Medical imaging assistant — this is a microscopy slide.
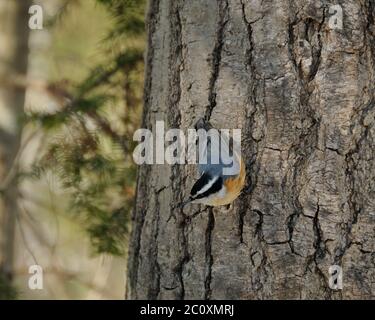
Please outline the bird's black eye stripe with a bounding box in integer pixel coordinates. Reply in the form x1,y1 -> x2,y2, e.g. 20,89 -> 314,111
193,176 -> 223,200
191,172 -> 211,197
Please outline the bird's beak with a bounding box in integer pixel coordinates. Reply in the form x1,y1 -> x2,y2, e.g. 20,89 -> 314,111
178,197 -> 193,208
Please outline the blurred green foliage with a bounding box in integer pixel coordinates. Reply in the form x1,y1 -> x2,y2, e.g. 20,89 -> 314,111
0,274 -> 17,300
29,0 -> 146,256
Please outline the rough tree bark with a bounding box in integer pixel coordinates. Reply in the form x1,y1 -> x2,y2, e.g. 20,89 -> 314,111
0,0 -> 31,284
127,0 -> 375,299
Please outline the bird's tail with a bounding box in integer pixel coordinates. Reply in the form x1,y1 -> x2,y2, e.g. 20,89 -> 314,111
195,118 -> 212,131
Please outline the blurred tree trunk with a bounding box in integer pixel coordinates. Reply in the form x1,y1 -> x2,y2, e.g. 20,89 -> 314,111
0,0 -> 31,288
127,0 -> 375,299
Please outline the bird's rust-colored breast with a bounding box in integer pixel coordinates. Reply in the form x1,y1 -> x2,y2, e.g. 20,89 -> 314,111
224,158 -> 246,196
208,159 -> 246,206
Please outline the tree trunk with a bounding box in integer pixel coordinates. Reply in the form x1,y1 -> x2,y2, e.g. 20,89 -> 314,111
127,0 -> 375,299
0,0 -> 31,285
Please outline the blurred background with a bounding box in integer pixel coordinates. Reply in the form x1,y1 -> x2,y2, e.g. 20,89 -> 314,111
0,0 -> 145,299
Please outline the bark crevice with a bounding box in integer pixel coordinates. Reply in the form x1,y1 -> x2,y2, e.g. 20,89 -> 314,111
204,208 -> 215,300
205,0 -> 229,121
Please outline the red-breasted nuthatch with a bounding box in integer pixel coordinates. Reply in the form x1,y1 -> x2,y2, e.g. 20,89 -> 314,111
181,118 -> 246,207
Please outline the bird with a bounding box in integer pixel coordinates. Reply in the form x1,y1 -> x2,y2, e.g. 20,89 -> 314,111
180,118 -> 246,207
